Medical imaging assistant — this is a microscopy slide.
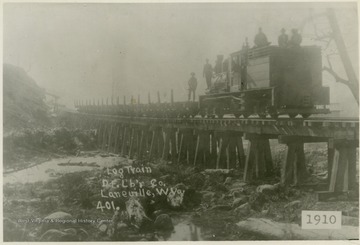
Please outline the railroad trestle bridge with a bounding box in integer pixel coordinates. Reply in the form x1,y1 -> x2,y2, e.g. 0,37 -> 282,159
68,109 -> 359,196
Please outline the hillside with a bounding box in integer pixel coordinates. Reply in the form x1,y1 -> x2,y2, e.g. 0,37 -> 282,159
3,63 -> 50,132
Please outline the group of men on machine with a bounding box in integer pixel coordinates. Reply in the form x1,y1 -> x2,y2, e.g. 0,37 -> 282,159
187,27 -> 302,101
255,27 -> 302,48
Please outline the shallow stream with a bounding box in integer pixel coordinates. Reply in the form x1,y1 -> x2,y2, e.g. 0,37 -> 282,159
3,155 -> 206,241
4,155 -> 121,184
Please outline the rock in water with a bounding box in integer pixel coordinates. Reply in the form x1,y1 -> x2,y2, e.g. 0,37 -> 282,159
256,184 -> 279,193
44,211 -> 73,221
63,228 -> 77,236
232,196 -> 248,208
40,229 -> 78,241
234,202 -> 251,216
41,212 -> 74,233
284,200 -> 301,209
224,177 -> 232,185
126,198 -> 149,228
40,229 -> 67,241
154,214 -> 174,231
117,223 -> 128,230
230,189 -> 243,198
153,210 -> 165,217
97,221 -> 108,234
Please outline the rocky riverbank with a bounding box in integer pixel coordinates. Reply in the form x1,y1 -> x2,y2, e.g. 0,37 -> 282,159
3,149 -> 359,241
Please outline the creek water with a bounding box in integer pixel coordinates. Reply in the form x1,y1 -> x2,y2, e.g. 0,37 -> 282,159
3,155 -> 205,241
3,155 -> 123,184
167,213 -> 204,241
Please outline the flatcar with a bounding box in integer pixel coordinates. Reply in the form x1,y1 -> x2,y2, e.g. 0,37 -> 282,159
199,45 -> 330,118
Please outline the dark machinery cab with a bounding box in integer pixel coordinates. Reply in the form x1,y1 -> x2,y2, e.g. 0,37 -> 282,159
199,45 -> 330,118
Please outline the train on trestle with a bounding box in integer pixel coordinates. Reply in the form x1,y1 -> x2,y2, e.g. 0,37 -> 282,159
199,44 -> 330,119
77,44 -> 331,119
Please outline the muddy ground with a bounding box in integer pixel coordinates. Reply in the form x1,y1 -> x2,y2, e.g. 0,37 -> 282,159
3,128 -> 359,241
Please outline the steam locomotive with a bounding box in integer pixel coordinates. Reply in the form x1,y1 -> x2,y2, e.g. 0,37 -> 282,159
77,44 -> 330,119
199,45 -> 330,119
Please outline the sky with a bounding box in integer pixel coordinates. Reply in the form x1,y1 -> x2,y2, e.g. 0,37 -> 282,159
3,2 -> 359,116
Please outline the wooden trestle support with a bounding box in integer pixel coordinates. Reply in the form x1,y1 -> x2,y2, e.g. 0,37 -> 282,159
76,118 -> 358,193
327,139 -> 357,192
243,134 -> 274,182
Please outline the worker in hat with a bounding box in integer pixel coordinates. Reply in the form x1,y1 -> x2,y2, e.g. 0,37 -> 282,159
254,27 -> 269,48
188,72 -> 197,101
278,28 -> 289,48
289,28 -> 302,48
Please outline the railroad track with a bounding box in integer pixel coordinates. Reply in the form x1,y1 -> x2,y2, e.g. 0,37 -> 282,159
74,112 -> 359,128
74,111 -> 359,121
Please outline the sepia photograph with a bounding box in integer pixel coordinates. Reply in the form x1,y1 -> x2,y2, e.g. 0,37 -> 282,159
2,1 -> 359,242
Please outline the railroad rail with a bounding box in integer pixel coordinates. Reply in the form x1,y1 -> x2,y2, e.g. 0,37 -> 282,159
74,113 -> 358,139
67,109 -> 359,199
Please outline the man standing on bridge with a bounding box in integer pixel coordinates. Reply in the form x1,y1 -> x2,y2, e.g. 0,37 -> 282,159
203,59 -> 213,90
188,72 -> 197,101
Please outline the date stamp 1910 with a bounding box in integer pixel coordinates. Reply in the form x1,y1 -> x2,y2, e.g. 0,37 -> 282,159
302,211 -> 342,230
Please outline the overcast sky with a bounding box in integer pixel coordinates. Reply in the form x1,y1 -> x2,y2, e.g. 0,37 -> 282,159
3,2 -> 359,115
